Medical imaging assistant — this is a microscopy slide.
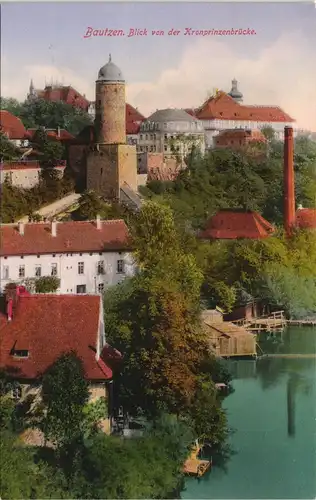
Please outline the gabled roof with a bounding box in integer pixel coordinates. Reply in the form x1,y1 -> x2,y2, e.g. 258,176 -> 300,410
194,92 -> 294,123
215,129 -> 267,143
0,110 -> 27,139
199,210 -> 275,240
0,293 -> 115,380
296,208 -> 316,229
0,220 -> 131,256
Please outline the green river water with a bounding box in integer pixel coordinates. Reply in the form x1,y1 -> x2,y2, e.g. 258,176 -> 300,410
183,327 -> 316,499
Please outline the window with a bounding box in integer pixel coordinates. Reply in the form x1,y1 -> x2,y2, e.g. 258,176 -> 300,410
2,265 -> 9,280
19,265 -> 25,278
78,262 -> 84,275
145,134 -> 148,140
97,261 -> 105,275
117,259 -> 125,274
35,265 -> 41,277
51,263 -> 57,276
140,134 -> 143,140
164,145 -> 168,152
12,350 -> 29,358
12,386 -> 22,400
98,283 -> 104,294
76,284 -> 86,294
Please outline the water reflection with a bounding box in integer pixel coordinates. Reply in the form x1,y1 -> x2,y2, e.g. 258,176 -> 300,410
183,327 -> 316,499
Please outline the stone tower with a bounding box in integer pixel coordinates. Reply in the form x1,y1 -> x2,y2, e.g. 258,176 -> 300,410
87,56 -> 139,207
95,54 -> 126,144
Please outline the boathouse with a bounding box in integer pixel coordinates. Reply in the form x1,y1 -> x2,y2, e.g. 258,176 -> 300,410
201,309 -> 257,357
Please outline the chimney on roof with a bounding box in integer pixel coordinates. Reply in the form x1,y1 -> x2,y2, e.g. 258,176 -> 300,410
51,218 -> 57,237
18,221 -> 24,235
283,126 -> 295,236
96,214 -> 101,230
57,126 -> 61,138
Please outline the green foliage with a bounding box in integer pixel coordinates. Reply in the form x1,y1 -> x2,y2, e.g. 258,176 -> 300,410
82,397 -> 108,439
143,137 -> 316,229
33,127 -> 65,166
35,276 -> 61,293
1,171 -> 74,223
1,97 -> 93,136
0,131 -> 20,160
75,190 -> 123,221
79,415 -> 193,499
105,202 -> 229,446
41,352 -> 89,450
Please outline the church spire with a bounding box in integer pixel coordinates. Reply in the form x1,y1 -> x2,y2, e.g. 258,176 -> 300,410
109,53 -> 112,62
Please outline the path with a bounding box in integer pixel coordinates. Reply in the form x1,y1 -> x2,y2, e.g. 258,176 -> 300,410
20,193 -> 81,222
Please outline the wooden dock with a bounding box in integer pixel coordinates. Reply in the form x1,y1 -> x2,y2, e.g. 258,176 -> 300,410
183,441 -> 211,478
233,311 -> 287,333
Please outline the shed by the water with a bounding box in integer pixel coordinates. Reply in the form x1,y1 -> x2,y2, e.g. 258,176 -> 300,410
201,310 -> 257,357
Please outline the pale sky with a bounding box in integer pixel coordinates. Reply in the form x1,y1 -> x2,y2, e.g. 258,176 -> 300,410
1,2 -> 316,130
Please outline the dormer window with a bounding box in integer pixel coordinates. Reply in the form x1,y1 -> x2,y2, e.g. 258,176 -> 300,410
11,349 -> 29,358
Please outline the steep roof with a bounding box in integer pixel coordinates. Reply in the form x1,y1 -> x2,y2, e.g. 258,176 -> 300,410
199,210 -> 275,240
0,110 -> 27,139
0,293 -> 114,380
0,220 -> 131,256
126,103 -> 146,134
36,86 -> 90,111
296,208 -> 316,229
195,92 -> 294,123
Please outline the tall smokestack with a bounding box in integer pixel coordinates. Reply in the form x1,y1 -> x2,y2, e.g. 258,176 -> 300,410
284,126 -> 295,235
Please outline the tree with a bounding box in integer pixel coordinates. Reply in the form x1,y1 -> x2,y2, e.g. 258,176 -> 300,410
0,131 -> 20,161
41,352 -> 89,451
75,190 -> 123,220
79,415 -> 193,499
35,276 -> 60,293
33,127 -> 65,166
1,97 -> 93,135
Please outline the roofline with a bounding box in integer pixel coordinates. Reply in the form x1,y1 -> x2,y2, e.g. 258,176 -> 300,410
0,247 -> 133,257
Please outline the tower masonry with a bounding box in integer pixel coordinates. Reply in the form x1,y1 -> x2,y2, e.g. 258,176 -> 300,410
95,55 -> 126,144
87,56 -> 139,206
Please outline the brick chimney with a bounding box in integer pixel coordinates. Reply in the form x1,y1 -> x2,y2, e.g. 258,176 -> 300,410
96,214 -> 101,230
283,126 -> 295,236
5,284 -> 29,321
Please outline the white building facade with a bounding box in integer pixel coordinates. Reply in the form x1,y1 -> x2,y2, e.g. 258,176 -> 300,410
0,219 -> 135,295
0,162 -> 65,189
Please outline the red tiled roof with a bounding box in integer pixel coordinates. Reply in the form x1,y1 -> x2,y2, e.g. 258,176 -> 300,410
37,86 -> 90,112
26,129 -> 75,141
0,220 -> 131,256
199,210 -> 275,239
296,208 -> 316,229
0,161 -> 65,171
126,103 -> 146,135
216,129 -> 267,142
0,294 -> 113,380
0,110 -> 27,139
195,92 -> 294,123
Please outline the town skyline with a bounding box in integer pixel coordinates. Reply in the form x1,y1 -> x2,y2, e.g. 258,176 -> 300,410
2,2 -> 316,131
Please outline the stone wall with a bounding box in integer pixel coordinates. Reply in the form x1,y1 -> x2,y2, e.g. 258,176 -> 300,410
86,145 -> 119,199
117,144 -> 138,192
95,82 -> 126,144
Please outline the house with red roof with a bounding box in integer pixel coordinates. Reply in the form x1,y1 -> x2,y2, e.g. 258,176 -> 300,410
0,284 -> 122,441
0,110 -> 29,147
28,81 -> 90,113
199,209 -> 275,240
214,129 -> 267,149
187,84 -> 295,148
0,218 -> 135,295
0,160 -> 65,189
